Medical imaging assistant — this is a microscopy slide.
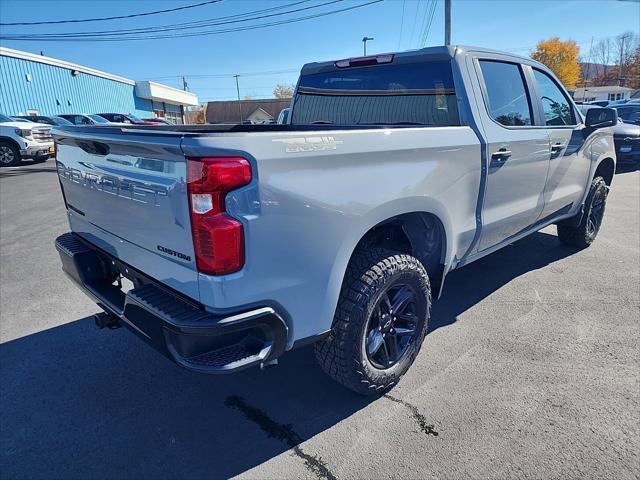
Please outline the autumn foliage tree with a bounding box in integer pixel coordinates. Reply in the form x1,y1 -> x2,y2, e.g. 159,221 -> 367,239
273,83 -> 294,99
531,38 -> 581,88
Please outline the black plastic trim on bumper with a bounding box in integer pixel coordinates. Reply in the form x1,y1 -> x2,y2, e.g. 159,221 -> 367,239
55,232 -> 288,374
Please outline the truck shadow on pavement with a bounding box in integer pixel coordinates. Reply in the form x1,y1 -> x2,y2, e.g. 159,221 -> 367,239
432,231 -> 575,332
1,232 -> 576,479
0,165 -> 56,178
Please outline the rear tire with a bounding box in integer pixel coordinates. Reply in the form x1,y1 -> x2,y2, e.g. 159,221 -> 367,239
0,141 -> 21,167
557,176 -> 608,249
314,249 -> 431,395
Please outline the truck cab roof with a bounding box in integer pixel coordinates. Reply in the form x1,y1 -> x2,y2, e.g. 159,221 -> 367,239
300,45 -> 547,76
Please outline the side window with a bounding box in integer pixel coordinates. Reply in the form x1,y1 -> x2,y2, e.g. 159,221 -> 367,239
533,69 -> 576,126
80,116 -> 92,125
479,60 -> 532,126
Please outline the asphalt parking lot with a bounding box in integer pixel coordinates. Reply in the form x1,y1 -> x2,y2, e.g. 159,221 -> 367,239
1,158 -> 639,480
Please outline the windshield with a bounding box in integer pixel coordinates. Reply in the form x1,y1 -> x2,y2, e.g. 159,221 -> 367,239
89,115 -> 110,124
127,114 -> 142,122
53,117 -> 74,126
616,106 -> 640,123
0,114 -> 15,123
293,60 -> 459,126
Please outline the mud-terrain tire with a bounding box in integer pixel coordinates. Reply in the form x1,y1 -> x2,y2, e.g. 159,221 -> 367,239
557,176 -> 608,249
314,249 -> 431,395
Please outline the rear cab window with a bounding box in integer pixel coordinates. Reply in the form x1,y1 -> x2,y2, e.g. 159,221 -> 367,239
478,60 -> 533,127
292,58 -> 460,127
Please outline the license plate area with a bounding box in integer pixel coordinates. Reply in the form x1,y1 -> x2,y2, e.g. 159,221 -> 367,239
87,252 -> 155,314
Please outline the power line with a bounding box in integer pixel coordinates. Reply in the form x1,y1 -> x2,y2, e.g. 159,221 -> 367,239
7,0 -> 331,39
415,0 -> 432,48
0,0 -> 222,26
2,1 -> 384,42
419,0 -> 438,47
397,0 -> 406,50
147,68 -> 301,80
408,0 -> 423,48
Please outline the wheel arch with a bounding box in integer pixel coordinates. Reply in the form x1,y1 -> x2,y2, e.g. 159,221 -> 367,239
323,198 -> 454,323
594,156 -> 615,186
351,212 -> 448,295
0,136 -> 22,152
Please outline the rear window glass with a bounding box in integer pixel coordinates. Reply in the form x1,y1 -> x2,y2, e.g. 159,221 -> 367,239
479,60 -> 532,127
292,60 -> 459,126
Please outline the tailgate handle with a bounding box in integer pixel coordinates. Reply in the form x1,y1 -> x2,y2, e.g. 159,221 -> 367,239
77,140 -> 110,156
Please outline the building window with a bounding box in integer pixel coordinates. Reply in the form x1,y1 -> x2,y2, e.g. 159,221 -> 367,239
151,101 -> 183,124
608,93 -> 624,101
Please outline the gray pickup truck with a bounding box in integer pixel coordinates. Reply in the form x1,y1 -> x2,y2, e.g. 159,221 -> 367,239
53,46 -> 617,395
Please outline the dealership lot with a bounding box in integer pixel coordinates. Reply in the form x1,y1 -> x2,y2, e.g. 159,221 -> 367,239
1,160 -> 638,479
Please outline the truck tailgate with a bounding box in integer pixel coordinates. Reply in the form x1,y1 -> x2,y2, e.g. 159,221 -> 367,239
54,127 -> 199,300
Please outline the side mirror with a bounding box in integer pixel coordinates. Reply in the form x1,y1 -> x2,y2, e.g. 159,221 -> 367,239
585,108 -> 617,129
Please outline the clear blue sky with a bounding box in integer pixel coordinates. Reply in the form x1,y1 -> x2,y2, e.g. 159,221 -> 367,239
1,0 -> 638,102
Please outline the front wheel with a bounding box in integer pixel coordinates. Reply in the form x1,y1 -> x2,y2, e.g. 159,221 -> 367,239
314,249 -> 431,395
557,176 -> 608,248
0,141 -> 21,167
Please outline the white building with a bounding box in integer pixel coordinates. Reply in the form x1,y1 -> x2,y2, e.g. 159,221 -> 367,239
571,86 -> 635,103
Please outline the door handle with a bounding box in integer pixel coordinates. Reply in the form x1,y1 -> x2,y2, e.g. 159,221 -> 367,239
491,148 -> 512,161
551,142 -> 565,152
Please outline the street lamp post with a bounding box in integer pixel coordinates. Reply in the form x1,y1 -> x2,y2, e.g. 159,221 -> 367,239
362,36 -> 374,56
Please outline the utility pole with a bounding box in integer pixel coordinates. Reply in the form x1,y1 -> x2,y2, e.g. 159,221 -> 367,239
444,0 -> 451,46
362,36 -> 374,56
233,74 -> 243,123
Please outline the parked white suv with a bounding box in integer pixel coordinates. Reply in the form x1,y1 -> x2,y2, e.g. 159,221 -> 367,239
0,113 -> 55,166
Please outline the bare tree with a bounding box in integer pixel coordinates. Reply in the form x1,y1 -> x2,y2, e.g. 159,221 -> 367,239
592,38 -> 612,78
273,84 -> 294,99
615,32 -> 639,85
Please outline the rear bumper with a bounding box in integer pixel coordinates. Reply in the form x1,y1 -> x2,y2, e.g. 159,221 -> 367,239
55,232 -> 288,373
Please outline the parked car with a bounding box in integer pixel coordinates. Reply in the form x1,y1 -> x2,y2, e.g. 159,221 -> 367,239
53,46 -> 617,395
141,118 -> 174,125
587,100 -> 610,107
608,99 -> 630,107
0,113 -> 54,166
261,118 -> 276,124
57,114 -> 108,126
96,113 -> 161,125
615,104 -> 640,125
579,104 -> 639,164
277,108 -> 291,124
14,115 -> 74,126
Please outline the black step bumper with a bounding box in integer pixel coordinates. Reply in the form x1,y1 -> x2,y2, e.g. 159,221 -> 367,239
55,232 -> 288,373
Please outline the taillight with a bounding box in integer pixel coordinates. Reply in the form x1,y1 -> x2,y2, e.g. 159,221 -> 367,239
187,157 -> 251,275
